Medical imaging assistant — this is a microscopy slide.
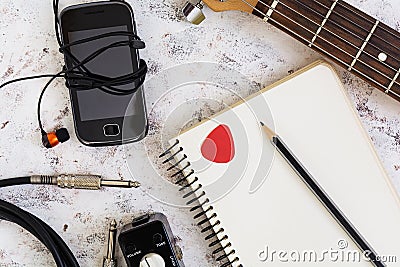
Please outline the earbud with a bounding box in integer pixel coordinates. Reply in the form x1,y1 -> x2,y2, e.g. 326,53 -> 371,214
42,128 -> 70,148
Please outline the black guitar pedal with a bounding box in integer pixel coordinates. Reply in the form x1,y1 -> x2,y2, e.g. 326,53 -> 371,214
118,213 -> 185,267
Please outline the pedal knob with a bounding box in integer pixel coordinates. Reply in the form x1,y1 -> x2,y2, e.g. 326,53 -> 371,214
182,1 -> 206,25
139,253 -> 165,267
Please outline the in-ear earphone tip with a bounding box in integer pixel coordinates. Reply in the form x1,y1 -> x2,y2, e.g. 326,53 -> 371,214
55,128 -> 70,143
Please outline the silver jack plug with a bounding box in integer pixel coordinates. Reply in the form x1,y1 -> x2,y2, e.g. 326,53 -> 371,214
30,174 -> 140,190
103,219 -> 118,267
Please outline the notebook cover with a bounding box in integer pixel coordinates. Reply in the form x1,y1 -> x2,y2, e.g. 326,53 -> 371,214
167,61 -> 400,266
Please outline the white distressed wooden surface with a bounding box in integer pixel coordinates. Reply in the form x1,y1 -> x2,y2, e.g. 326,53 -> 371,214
0,0 -> 399,266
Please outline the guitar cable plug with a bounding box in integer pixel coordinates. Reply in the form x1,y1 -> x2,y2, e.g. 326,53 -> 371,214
0,174 -> 140,190
103,219 -> 118,267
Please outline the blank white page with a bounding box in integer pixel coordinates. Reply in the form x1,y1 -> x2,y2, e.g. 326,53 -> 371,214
170,62 -> 400,266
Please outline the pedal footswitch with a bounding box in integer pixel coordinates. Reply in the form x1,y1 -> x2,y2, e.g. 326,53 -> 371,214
119,213 -> 184,267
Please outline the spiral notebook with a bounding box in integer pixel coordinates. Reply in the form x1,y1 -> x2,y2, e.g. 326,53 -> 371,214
160,61 -> 400,266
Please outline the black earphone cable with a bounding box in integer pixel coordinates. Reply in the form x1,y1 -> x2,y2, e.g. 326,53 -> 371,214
0,1 -> 147,266
0,0 -> 147,135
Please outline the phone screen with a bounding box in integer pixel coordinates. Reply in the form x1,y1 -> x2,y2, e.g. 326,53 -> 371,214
68,25 -> 142,121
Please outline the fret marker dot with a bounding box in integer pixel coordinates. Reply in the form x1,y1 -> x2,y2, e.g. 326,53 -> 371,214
378,52 -> 387,62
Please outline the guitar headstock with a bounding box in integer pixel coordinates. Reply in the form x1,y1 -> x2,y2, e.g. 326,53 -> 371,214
182,0 -> 257,25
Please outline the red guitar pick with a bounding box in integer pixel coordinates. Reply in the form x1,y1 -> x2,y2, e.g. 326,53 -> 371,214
201,124 -> 235,163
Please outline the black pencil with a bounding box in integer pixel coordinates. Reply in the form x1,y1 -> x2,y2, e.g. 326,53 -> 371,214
260,122 -> 385,267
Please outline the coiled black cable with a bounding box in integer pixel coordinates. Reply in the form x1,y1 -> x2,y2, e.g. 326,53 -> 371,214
0,1 -> 148,266
0,177 -> 80,267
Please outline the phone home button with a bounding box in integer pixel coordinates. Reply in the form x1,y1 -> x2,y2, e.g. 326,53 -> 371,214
103,124 -> 120,136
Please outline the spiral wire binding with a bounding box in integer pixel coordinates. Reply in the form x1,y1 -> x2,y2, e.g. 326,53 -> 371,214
160,140 -> 242,267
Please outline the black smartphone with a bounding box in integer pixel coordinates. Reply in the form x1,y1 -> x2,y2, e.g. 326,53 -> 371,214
60,1 -> 147,146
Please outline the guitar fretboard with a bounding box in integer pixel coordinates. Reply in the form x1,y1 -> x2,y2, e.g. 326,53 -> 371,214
249,0 -> 400,101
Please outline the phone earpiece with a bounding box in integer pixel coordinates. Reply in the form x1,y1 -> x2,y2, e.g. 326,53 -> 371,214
42,128 -> 70,148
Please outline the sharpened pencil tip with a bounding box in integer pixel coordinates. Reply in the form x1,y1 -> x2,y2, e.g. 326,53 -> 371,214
260,121 -> 276,140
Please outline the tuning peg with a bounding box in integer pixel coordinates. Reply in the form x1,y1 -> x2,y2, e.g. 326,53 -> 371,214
182,1 -> 206,25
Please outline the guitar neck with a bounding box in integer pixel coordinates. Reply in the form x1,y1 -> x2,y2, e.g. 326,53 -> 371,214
250,0 -> 400,101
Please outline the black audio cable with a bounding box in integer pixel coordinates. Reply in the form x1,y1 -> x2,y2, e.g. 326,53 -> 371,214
0,174 -> 141,189
0,175 -> 79,267
0,1 -> 146,265
0,197 -> 80,267
0,0 -> 148,137
0,174 -> 140,267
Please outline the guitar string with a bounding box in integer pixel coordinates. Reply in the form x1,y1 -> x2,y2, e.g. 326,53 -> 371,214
256,0 -> 400,75
312,0 -> 400,92
239,0 -> 400,97
308,0 -> 400,50
251,0 -> 400,90
305,0 -> 400,64
256,0 -> 400,83
256,0 -> 400,79
238,0 -> 400,96
319,0 -> 400,49
287,0 -> 400,70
